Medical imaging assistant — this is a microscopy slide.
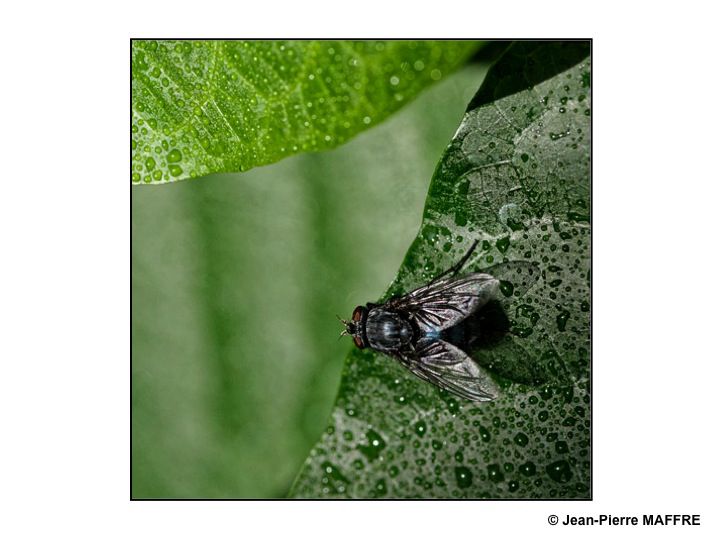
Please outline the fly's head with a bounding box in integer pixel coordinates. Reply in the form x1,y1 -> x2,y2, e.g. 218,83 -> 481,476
338,305 -> 368,349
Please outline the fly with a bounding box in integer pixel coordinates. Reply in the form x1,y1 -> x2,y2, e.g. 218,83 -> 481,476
339,240 -> 536,402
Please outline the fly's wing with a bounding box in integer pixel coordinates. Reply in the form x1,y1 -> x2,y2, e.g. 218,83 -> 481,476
385,273 -> 499,334
398,339 -> 498,402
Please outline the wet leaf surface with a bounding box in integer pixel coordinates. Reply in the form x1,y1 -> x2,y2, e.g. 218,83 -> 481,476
132,40 -> 480,184
290,42 -> 591,499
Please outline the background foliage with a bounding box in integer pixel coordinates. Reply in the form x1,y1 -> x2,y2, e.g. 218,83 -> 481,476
132,58 -> 489,498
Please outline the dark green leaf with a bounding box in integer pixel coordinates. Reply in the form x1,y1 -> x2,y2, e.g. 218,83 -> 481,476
131,40 -> 480,184
290,41 -> 591,499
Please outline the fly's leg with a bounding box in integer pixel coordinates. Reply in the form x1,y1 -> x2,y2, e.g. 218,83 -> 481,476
431,239 -> 479,282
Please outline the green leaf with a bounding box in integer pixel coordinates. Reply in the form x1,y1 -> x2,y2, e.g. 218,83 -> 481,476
290,41 -> 591,499
131,40 -> 480,184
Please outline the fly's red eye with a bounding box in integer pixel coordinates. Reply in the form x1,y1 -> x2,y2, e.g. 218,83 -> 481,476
352,306 -> 364,322
353,335 -> 366,349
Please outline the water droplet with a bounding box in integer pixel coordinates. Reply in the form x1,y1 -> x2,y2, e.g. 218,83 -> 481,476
374,478 -> 387,497
487,464 -> 504,482
358,429 -> 386,461
499,280 -> 514,298
546,460 -> 573,483
167,149 -> 182,163
495,236 -> 510,253
556,310 -> 570,331
390,75 -> 400,86
514,432 -> 529,447
454,466 -> 473,488
414,420 -> 426,437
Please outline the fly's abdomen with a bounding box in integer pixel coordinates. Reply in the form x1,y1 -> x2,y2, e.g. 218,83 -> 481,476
365,310 -> 413,352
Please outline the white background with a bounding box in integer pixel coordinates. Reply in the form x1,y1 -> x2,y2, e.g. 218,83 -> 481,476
1,1 -> 718,539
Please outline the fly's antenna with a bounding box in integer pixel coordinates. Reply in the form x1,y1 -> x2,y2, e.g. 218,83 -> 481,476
336,314 -> 350,339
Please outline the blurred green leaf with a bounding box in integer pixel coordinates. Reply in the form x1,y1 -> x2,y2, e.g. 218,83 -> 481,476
290,41 -> 591,499
132,40 -> 481,184
132,63 -> 489,498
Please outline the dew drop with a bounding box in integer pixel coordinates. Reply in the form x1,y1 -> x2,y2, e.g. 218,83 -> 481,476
546,460 -> 573,483
374,478 -> 387,497
520,461 -> 537,476
495,236 -> 510,254
167,149 -> 182,163
513,432 -> 529,447
358,429 -> 386,461
499,280 -> 514,298
454,466 -> 473,488
556,310 -> 570,331
487,464 -> 504,482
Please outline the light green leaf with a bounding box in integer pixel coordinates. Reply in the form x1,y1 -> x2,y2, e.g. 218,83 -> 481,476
290,41 -> 591,499
131,40 -> 480,184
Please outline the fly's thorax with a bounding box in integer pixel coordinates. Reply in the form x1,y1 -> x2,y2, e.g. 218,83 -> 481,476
365,308 -> 413,352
